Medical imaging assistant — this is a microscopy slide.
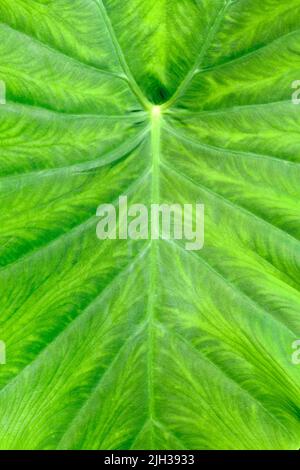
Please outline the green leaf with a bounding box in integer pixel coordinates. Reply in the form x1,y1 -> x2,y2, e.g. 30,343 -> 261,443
0,0 -> 300,450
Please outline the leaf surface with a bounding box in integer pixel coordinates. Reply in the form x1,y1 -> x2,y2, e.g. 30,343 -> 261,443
0,0 -> 300,450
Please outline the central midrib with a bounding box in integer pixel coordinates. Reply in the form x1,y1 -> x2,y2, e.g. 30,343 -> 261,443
145,105 -> 162,442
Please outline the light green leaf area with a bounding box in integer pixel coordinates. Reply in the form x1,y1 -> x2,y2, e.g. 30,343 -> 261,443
0,0 -> 300,450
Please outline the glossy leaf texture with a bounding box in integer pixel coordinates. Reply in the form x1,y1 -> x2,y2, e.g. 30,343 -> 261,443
0,0 -> 300,450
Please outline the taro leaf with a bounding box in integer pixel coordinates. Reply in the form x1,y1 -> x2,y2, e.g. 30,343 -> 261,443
0,0 -> 300,450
